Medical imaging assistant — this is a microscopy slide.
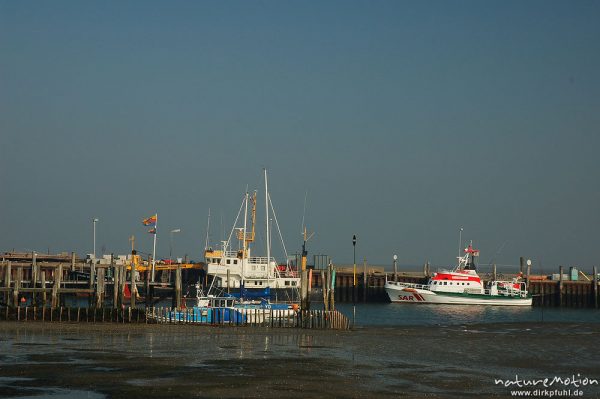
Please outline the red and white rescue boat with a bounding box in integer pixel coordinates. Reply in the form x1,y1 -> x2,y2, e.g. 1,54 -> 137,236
385,244 -> 532,306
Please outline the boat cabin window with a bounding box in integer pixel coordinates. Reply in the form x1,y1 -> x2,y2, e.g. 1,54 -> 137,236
226,259 -> 231,265
233,260 -> 238,265
285,281 -> 290,286
261,266 -> 266,271
292,281 -> 297,286
443,281 -> 447,285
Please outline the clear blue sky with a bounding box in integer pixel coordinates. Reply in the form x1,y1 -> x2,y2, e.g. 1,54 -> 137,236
1,1 -> 599,271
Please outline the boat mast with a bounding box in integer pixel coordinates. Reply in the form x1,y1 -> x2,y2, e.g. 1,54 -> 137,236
242,191 -> 248,280
264,168 -> 271,282
204,208 -> 211,250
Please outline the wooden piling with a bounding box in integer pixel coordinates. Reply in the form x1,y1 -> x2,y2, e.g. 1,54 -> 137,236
175,265 -> 182,309
52,264 -> 62,308
492,264 -> 497,281
363,259 -> 367,303
301,270 -> 308,310
113,264 -> 119,309
593,266 -> 598,309
130,263 -> 136,309
559,265 -> 564,307
14,267 -> 23,307
89,260 -> 96,308
41,271 -> 46,307
118,265 -> 125,308
96,267 -> 105,308
4,261 -> 11,306
31,253 -> 37,306
321,270 -> 327,311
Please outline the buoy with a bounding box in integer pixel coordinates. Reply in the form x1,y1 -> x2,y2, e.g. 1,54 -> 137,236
20,297 -> 26,303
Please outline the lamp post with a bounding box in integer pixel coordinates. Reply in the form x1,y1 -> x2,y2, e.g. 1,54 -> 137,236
393,254 -> 398,282
352,234 -> 357,328
92,218 -> 99,259
352,235 -> 357,299
458,227 -> 464,260
170,229 -> 181,262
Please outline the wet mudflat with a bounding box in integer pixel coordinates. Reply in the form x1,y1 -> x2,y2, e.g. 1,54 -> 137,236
1,322 -> 599,398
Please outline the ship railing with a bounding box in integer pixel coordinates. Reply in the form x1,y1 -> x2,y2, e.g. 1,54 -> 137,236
386,281 -> 430,290
248,257 -> 275,264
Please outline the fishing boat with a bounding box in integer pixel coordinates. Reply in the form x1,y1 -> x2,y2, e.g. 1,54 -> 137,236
161,170 -> 301,324
203,169 -> 300,303
385,243 -> 532,306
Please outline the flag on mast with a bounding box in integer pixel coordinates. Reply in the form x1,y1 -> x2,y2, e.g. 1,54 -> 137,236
142,214 -> 157,226
148,227 -> 156,234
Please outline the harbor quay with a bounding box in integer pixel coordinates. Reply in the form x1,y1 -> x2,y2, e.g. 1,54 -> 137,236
1,252 -> 599,310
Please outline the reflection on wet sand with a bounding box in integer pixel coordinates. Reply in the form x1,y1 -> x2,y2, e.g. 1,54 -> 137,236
1,322 -> 599,398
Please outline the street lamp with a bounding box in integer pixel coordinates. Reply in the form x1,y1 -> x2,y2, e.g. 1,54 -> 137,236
458,227 -> 464,260
352,234 -> 357,329
352,235 -> 357,289
393,254 -> 398,282
170,229 -> 181,262
92,218 -> 99,259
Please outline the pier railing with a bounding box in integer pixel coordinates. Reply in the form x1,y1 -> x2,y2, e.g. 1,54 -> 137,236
0,306 -> 350,330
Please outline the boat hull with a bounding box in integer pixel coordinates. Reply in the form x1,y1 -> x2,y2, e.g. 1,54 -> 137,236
385,284 -> 532,306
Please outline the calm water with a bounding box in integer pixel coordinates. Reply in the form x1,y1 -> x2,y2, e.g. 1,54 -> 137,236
334,302 -> 600,326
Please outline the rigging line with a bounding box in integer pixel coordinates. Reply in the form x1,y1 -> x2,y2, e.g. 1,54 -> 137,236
268,193 -> 288,261
301,190 -> 308,234
204,208 -> 211,250
268,193 -> 300,301
224,194 -> 246,254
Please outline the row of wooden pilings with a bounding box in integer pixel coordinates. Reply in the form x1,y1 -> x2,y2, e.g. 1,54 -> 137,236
0,306 -> 350,330
0,259 -> 184,309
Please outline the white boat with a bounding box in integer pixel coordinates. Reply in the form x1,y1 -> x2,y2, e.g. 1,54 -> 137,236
385,244 -> 532,306
203,169 -> 301,302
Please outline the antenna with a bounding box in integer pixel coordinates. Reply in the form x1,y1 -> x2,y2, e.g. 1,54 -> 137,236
301,190 -> 308,235
204,208 -> 211,250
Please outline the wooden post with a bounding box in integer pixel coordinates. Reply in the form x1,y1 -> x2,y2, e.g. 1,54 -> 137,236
31,253 -> 38,306
113,263 -> 119,309
493,264 -> 497,281
96,267 -> 105,308
329,263 -> 335,311
14,267 -> 22,307
71,252 -> 76,272
41,271 -> 46,307
301,270 -> 308,310
89,260 -> 96,308
5,261 -> 11,307
118,265 -> 125,308
559,265 -> 564,307
363,259 -> 367,303
175,265 -> 182,309
321,270 -> 327,311
593,266 -> 598,309
526,263 -> 531,282
130,263 -> 136,309
52,264 -> 63,308
145,255 -> 151,307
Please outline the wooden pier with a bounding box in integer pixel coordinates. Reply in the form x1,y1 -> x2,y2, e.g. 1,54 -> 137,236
0,252 -> 201,309
0,306 -> 350,330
